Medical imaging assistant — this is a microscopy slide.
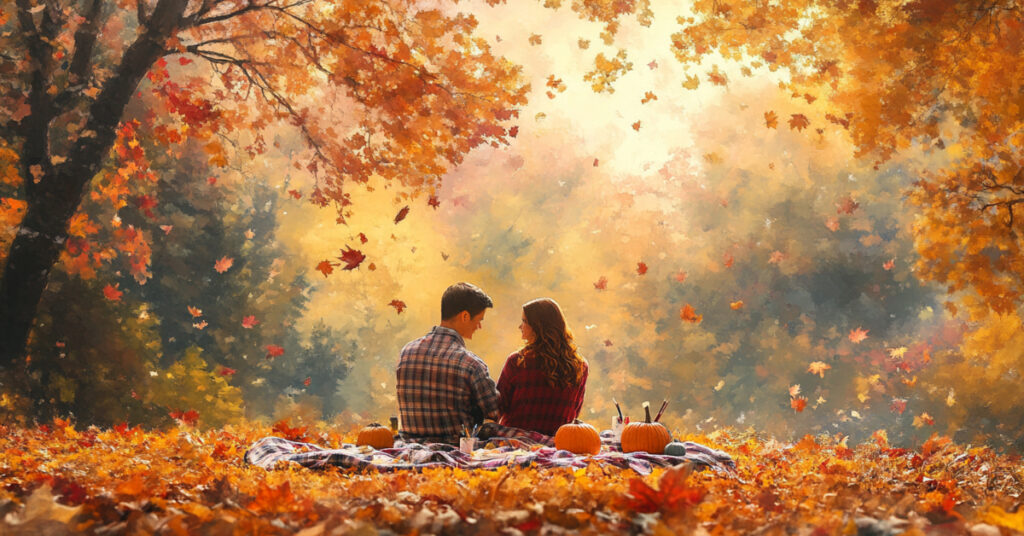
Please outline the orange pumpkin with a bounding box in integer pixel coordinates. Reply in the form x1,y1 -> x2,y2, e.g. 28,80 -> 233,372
356,423 -> 394,449
620,402 -> 671,453
554,419 -> 602,455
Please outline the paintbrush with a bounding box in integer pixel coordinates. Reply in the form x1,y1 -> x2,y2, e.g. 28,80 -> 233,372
654,399 -> 669,422
612,398 -> 624,422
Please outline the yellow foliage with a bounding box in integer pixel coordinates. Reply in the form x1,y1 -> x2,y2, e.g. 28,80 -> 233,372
149,347 -> 245,428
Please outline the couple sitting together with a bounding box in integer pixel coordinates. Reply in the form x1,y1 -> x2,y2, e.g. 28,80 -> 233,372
396,282 -> 588,444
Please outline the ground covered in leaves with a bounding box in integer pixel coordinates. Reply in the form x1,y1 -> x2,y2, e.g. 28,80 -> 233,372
1,420 -> 1023,535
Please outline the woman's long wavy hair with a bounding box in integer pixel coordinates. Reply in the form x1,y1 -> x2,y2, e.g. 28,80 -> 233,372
520,298 -> 586,389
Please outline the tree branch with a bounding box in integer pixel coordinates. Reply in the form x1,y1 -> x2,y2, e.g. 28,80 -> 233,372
68,0 -> 106,84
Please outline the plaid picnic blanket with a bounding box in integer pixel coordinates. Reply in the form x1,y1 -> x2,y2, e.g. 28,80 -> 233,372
244,424 -> 735,476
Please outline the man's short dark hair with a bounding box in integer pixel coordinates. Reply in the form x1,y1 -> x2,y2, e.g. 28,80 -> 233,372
441,282 -> 493,320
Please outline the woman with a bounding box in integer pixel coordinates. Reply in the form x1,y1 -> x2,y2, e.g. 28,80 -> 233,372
497,298 -> 589,436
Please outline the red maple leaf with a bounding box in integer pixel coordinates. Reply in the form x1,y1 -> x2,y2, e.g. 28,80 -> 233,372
508,126 -> 519,138
883,258 -> 895,270
849,327 -> 869,343
428,195 -> 441,209
303,377 -> 311,386
791,397 -> 808,412
338,246 -> 365,270
316,260 -> 334,277
214,256 -> 233,273
680,304 -> 702,323
623,465 -> 706,514
890,398 -> 908,415
388,299 -> 406,314
134,195 -> 158,218
604,339 -> 613,346
241,315 -> 259,329
836,195 -> 860,215
594,276 -> 608,290
394,206 -> 410,224
170,409 -> 199,427
788,113 -> 810,131
218,366 -> 236,376
288,189 -> 302,199
102,284 -> 123,301
358,232 -> 368,244
265,344 -> 285,359
637,262 -> 648,275
674,271 -> 688,283
271,419 -> 308,442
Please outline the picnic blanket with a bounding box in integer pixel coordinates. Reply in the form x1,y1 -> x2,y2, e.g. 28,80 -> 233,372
244,424 -> 735,475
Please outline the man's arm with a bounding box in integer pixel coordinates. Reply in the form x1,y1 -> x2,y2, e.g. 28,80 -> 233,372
468,358 -> 501,421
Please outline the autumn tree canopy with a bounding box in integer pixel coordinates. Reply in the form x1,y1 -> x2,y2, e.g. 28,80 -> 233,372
0,0 -> 532,365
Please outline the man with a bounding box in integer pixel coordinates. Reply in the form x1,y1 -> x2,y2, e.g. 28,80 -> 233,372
396,282 -> 500,443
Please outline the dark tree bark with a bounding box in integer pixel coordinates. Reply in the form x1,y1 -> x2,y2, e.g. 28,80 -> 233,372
0,0 -> 190,368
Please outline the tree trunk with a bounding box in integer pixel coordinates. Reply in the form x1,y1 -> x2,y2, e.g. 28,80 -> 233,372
0,0 -> 190,369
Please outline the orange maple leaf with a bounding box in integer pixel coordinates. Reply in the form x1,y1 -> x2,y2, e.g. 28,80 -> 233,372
624,464 -> 706,514
187,305 -> 202,317
825,216 -> 840,232
214,256 -> 233,273
594,276 -> 608,290
637,262 -> 648,275
764,110 -> 778,129
730,300 -> 744,310
389,299 -> 406,313
836,195 -> 859,215
674,271 -> 687,283
680,304 -> 702,323
271,419 -> 308,442
641,91 -> 657,104
890,398 -> 908,415
528,33 -> 542,45
807,361 -> 831,377
788,113 -> 810,131
849,327 -> 869,343
316,260 -> 334,277
338,246 -> 366,270
428,195 -> 441,209
102,284 -> 123,301
791,397 -> 808,412
241,315 -> 259,329
632,121 -> 642,131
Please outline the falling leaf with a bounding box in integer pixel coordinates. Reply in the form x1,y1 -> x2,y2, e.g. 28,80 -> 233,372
730,300 -> 744,310
394,206 -> 410,224
674,271 -> 687,282
648,60 -> 658,69
241,315 -> 260,329
764,111 -> 778,129
848,327 -> 869,343
214,256 -> 234,273
946,389 -> 956,407
807,361 -> 831,377
428,195 -> 440,209
788,114 -> 810,131
338,246 -> 366,270
604,339 -> 613,346
594,276 -> 608,290
825,217 -> 840,232
304,377 -> 312,386
682,75 -> 700,90
102,284 -> 123,301
632,121 -> 641,131
358,232 -> 368,244
187,306 -> 203,317
636,262 -> 648,275
218,366 -> 236,376
265,345 -> 285,359
593,158 -> 599,167
768,250 -> 786,264
791,397 -> 808,412
680,304 -> 702,323
836,195 -> 859,214
723,252 -> 734,268
641,91 -> 657,104
288,189 -> 302,199
714,380 -> 725,391
160,224 -> 173,234
388,299 -> 406,314
890,398 -> 908,415
578,38 -> 590,49
789,384 -> 801,397
888,346 -> 908,360
245,228 -> 255,239
529,34 -> 542,45
193,321 -> 208,330
316,260 -> 334,277
883,258 -> 895,270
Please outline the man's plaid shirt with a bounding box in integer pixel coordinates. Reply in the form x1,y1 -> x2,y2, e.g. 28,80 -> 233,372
397,326 -> 500,442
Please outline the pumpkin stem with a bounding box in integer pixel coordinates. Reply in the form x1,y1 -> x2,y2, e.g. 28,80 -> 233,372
643,401 -> 652,423
574,419 -> 583,424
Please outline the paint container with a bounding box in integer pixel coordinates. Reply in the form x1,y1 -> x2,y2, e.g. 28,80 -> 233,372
459,437 -> 476,454
611,416 -> 625,440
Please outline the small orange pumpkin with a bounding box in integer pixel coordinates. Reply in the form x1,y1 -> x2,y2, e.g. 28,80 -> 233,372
620,402 -> 671,453
554,419 -> 602,455
356,423 -> 394,449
